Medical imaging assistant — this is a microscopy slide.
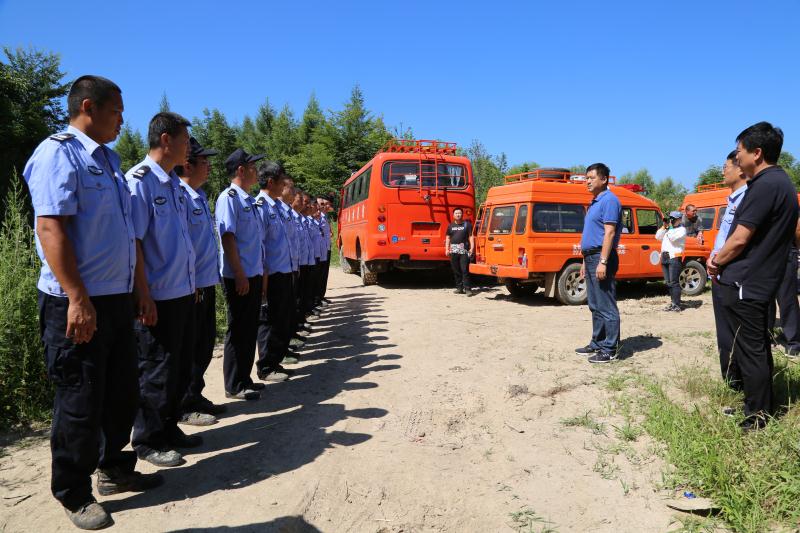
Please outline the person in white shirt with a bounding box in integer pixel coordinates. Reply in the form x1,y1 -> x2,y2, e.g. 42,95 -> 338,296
656,210 -> 687,312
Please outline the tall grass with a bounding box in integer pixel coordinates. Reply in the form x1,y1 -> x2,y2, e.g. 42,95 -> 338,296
0,180 -> 51,429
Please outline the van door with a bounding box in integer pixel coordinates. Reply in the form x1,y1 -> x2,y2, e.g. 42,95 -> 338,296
511,203 -> 530,267
485,205 -> 517,266
615,207 -> 638,275
634,208 -> 663,276
473,204 -> 488,262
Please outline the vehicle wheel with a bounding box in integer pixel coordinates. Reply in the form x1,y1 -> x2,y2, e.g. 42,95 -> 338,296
360,258 -> 378,286
340,245 -> 355,274
680,260 -> 707,296
505,281 -> 539,298
556,263 -> 587,305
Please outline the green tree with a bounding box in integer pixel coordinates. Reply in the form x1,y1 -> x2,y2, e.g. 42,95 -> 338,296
297,93 -> 326,145
778,151 -> 800,189
286,141 -> 338,197
238,115 -> 261,155
569,164 -> 587,174
467,140 -> 505,204
618,168 -> 656,193
695,165 -> 723,189
0,47 -> 68,206
192,108 -> 239,200
267,104 -> 299,161
114,124 -> 147,173
650,177 -> 687,213
506,161 -> 540,175
159,92 -> 170,112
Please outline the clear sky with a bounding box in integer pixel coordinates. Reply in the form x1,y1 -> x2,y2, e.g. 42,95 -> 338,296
2,0 -> 798,187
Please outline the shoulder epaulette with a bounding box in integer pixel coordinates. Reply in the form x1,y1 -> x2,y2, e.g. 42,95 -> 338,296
130,165 -> 150,180
227,189 -> 237,197
255,197 -> 266,206
49,132 -> 75,142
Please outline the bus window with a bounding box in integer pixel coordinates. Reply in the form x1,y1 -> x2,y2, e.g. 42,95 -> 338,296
489,206 -> 516,234
514,205 -> 528,234
636,209 -> 661,234
621,208 -> 634,234
696,207 -> 716,231
532,203 -> 585,233
382,161 -> 468,189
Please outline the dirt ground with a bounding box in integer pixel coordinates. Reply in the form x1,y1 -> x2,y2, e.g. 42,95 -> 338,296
0,269 -> 720,533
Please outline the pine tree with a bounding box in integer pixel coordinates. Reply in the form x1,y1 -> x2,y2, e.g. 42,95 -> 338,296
297,93 -> 325,145
114,124 -> 147,173
192,108 -> 239,200
159,92 -> 170,112
267,104 -> 298,162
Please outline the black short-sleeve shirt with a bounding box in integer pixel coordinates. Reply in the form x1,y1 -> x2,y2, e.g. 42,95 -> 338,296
446,221 -> 472,247
720,166 -> 798,300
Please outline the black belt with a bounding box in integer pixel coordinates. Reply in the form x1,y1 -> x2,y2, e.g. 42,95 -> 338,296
581,247 -> 602,257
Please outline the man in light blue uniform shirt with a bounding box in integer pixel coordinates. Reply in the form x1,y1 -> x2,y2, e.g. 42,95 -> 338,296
292,190 -> 315,333
176,137 -> 225,425
317,194 -> 335,305
279,182 -> 306,348
576,163 -> 623,364
127,112 -> 198,469
311,206 -> 328,308
711,150 -> 748,389
255,161 -> 295,381
216,148 -> 266,401
24,75 -> 161,530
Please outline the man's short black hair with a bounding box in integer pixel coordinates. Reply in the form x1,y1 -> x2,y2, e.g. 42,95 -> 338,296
586,163 -> 610,180
727,150 -> 738,161
453,207 -> 464,214
148,112 -> 190,149
736,121 -> 784,164
257,160 -> 287,189
67,75 -> 122,118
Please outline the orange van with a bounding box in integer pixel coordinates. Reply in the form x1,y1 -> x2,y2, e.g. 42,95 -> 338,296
678,183 -> 730,246
338,139 -> 476,285
470,169 -> 710,304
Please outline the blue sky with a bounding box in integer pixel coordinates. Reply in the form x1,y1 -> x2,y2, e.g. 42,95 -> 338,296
2,0 -> 798,187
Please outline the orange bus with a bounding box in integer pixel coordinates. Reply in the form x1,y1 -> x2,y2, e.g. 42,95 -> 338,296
470,169 -> 710,304
338,139 -> 476,285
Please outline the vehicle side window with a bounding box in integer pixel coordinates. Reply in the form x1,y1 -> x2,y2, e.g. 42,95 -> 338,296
489,206 -> 516,234
717,206 -> 726,229
532,203 -> 585,233
478,206 -> 488,234
362,169 -> 371,201
636,209 -> 661,234
696,207 -> 716,231
515,205 -> 528,234
621,208 -> 634,234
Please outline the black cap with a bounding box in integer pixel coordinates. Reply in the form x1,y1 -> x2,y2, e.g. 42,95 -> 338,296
189,137 -> 218,158
225,148 -> 265,175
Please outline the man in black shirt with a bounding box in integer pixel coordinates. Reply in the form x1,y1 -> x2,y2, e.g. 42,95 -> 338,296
445,208 -> 475,295
709,121 -> 797,431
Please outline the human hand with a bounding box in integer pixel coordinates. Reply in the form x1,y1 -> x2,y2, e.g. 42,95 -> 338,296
596,263 -> 607,281
580,262 -> 586,279
235,272 -> 249,295
136,292 -> 158,326
66,295 -> 97,343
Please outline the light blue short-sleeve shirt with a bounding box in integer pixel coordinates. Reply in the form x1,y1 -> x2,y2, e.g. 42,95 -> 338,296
216,183 -> 264,278
279,201 -> 300,272
23,126 -> 137,297
319,213 -> 332,252
712,184 -> 748,255
127,156 -> 196,300
180,182 -> 221,289
294,211 -> 314,266
255,192 -> 293,275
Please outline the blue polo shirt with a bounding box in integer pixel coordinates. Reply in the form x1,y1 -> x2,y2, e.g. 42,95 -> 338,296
712,184 -> 748,255
180,182 -> 221,289
580,189 -> 622,252
127,156 -> 196,301
255,192 -> 293,275
216,183 -> 264,278
23,125 -> 137,297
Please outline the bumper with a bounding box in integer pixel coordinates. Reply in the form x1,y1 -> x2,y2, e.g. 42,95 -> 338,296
469,263 -> 528,279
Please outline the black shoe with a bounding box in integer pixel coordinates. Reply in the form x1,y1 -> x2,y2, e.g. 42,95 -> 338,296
197,396 -> 227,415
740,415 -> 767,432
588,351 -> 618,364
169,429 -> 203,449
286,350 -> 302,359
64,500 -> 112,530
575,345 -> 599,355
139,449 -> 183,467
454,288 -> 465,294
722,406 -> 738,417
96,468 -> 164,496
466,289 -> 476,296
258,368 -> 290,382
248,382 -> 266,391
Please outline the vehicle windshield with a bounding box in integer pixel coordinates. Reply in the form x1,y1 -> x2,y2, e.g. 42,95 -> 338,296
382,161 -> 468,188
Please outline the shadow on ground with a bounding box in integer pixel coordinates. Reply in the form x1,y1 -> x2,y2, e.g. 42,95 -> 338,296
105,289 -> 397,514
166,515 -> 322,532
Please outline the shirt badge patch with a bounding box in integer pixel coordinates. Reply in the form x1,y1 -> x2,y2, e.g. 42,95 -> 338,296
228,189 -> 237,197
243,206 -> 252,212
88,165 -> 103,175
193,208 -> 203,215
154,196 -> 167,205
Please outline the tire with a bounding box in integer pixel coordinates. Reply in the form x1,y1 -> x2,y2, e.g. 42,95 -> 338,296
340,245 -> 355,274
556,263 -> 587,305
505,281 -> 539,298
360,258 -> 378,286
680,260 -> 707,296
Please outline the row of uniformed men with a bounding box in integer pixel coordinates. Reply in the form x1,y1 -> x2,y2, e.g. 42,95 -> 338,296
22,75 -> 333,530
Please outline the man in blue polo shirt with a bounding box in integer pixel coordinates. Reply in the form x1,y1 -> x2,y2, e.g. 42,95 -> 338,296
710,150 -> 748,390
575,163 -> 623,364
710,122 -> 797,431
24,75 -> 161,530
216,148 -> 267,401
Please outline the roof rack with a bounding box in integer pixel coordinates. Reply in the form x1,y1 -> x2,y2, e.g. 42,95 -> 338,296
696,182 -> 727,192
504,169 -> 617,185
380,139 -> 458,155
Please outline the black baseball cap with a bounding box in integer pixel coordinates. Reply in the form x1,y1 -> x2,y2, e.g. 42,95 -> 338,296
189,137 -> 218,157
225,148 -> 265,175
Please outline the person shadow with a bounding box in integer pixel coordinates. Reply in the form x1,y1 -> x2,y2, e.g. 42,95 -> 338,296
618,334 -> 663,360
104,290 -> 398,514
166,515 -> 322,532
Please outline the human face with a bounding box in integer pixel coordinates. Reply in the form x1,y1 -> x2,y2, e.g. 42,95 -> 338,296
92,91 -> 124,144
722,158 -> 744,188
241,162 -> 258,188
453,209 -> 463,222
188,156 -> 210,183
735,141 -> 758,178
585,169 -> 607,195
685,206 -> 697,220
167,127 -> 190,166
292,193 -> 304,211
281,180 -> 295,203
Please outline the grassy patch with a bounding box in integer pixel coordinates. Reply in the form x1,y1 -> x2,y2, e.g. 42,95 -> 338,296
508,507 -> 557,532
632,357 -> 800,532
560,411 -> 606,436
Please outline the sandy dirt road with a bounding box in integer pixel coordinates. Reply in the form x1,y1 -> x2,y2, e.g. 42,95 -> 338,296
1,269 -> 719,532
